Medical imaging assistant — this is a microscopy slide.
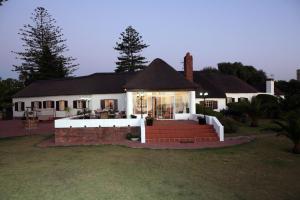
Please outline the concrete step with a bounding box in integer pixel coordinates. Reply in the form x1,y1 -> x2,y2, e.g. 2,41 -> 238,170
146,136 -> 219,143
146,124 -> 214,130
147,133 -> 217,138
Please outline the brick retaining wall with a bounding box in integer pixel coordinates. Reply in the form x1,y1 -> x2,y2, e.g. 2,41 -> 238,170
55,127 -> 140,145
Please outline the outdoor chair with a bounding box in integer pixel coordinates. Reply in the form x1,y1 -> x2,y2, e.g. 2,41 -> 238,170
100,111 -> 108,119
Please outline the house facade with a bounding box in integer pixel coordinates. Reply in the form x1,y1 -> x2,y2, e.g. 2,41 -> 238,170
12,53 -> 279,119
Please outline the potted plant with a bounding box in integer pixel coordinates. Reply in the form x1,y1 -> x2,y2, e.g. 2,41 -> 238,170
126,133 -> 140,141
64,107 -> 71,117
146,116 -> 154,126
197,116 -> 206,125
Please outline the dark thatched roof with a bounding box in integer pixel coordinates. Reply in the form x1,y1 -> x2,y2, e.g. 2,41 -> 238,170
191,71 -> 259,98
13,72 -> 135,98
123,58 -> 199,91
14,58 -> 264,99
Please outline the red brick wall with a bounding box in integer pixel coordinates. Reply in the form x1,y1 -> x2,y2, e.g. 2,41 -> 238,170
55,127 -> 140,145
184,52 -> 193,82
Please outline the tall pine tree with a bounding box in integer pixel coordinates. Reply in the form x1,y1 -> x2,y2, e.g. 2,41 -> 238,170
13,7 -> 78,85
114,26 -> 149,73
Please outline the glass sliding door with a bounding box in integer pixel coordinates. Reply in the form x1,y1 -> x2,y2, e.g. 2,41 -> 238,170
152,96 -> 174,119
132,91 -> 190,119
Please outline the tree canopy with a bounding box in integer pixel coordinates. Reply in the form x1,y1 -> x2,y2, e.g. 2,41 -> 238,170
217,62 -> 267,89
13,7 -> 78,85
114,26 -> 149,73
0,78 -> 23,115
0,0 -> 7,6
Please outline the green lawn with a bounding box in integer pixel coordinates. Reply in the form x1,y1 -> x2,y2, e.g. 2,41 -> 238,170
0,133 -> 299,200
230,119 -> 281,136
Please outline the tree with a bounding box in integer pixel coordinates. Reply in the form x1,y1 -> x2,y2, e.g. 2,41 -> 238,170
201,66 -> 219,73
114,26 -> 149,73
0,78 -> 23,119
0,0 -> 7,6
256,94 -> 282,118
245,97 -> 262,127
275,111 -> 300,154
218,62 -> 267,89
13,7 -> 78,85
226,97 -> 261,127
276,79 -> 300,96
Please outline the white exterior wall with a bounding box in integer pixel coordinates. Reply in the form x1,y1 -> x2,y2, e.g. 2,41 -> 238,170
195,98 -> 227,112
90,94 -> 126,112
225,93 -> 262,102
13,93 -> 126,118
13,91 -> 275,118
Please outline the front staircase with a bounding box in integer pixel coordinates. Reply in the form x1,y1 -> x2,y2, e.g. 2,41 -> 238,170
146,120 -> 219,143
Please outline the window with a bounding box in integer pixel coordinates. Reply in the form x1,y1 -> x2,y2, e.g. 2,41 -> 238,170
31,101 -> 42,110
43,101 -> 54,109
56,100 -> 68,111
226,97 -> 235,104
200,100 -> 218,110
133,96 -> 147,114
14,102 -> 25,111
238,97 -> 248,102
100,99 -> 118,111
73,100 -> 86,109
175,93 -> 189,113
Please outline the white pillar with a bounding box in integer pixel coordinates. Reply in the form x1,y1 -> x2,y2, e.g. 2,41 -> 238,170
266,79 -> 274,95
126,92 -> 133,118
190,91 -> 196,114
140,119 -> 146,143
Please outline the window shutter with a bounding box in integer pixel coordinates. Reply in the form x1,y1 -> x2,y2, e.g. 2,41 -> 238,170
100,100 -> 105,110
15,102 -> 18,111
73,100 -> 77,109
213,101 -> 218,109
31,102 -> 34,109
64,101 -> 68,109
43,101 -> 46,108
82,101 -> 86,109
51,101 -> 54,108
39,102 -> 42,109
21,102 -> 25,111
113,99 -> 118,111
56,101 -> 59,111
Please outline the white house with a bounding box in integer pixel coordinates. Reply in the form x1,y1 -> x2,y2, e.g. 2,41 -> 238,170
12,53 -> 281,119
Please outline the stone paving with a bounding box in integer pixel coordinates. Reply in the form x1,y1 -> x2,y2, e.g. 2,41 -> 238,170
38,135 -> 254,150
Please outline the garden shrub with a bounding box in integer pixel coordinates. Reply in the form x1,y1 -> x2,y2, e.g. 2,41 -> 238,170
196,104 -> 238,133
196,104 -> 223,118
256,94 -> 281,118
219,116 -> 238,133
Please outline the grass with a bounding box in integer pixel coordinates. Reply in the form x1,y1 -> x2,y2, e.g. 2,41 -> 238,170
229,119 -> 281,136
0,132 -> 299,199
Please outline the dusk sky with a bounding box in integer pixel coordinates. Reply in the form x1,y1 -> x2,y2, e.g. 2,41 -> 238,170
0,0 -> 299,80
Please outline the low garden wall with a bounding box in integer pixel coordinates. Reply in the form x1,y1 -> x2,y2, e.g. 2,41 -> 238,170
55,126 -> 140,145
54,117 -> 144,145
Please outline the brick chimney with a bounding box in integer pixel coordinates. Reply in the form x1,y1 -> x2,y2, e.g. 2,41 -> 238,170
184,52 -> 193,82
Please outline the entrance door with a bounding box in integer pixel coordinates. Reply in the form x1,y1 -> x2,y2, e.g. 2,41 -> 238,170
152,96 -> 174,119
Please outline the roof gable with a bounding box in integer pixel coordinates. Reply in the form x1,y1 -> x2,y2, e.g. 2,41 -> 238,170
124,58 -> 198,91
